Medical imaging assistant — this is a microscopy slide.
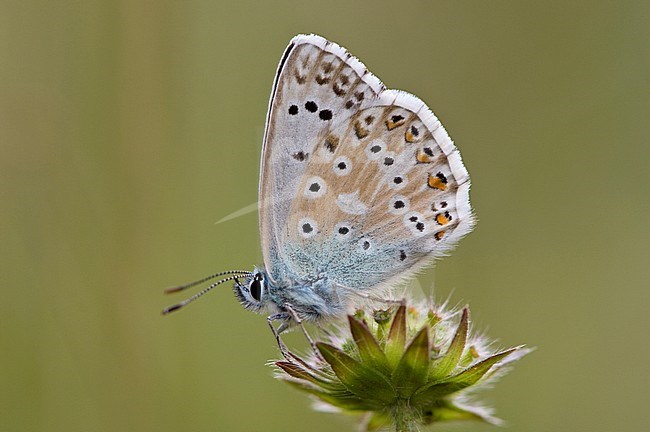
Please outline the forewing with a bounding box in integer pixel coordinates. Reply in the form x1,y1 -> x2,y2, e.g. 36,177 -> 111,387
259,34 -> 384,281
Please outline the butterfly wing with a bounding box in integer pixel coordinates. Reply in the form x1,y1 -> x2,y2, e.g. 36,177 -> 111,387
260,34 -> 474,290
259,34 -> 385,281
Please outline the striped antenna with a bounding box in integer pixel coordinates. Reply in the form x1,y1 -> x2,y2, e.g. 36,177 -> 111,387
162,274 -> 249,315
164,270 -> 253,294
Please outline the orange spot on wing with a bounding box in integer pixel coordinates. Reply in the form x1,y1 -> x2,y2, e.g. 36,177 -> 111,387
405,126 -> 420,143
435,213 -> 451,226
405,129 -> 416,142
416,152 -> 431,163
428,174 -> 448,191
386,115 -> 406,130
434,230 -> 446,241
416,148 -> 435,163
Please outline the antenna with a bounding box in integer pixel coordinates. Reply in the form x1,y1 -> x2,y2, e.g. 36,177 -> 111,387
164,270 -> 253,294
162,273 -> 252,315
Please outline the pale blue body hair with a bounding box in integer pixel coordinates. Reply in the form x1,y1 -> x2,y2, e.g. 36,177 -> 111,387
234,233 -> 420,323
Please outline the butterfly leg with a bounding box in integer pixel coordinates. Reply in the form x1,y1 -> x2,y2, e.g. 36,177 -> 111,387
267,312 -> 291,360
283,303 -> 325,362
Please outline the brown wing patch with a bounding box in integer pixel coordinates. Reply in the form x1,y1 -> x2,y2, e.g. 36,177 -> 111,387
287,103 -> 466,250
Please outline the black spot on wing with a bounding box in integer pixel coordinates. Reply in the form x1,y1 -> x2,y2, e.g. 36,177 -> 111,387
319,109 -> 332,121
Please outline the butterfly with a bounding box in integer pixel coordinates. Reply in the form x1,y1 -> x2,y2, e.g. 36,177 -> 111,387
163,34 -> 475,336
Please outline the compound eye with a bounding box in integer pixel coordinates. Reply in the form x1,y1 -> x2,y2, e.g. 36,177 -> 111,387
249,278 -> 263,302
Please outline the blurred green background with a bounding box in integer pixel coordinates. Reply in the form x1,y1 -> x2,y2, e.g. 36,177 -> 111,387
1,1 -> 648,431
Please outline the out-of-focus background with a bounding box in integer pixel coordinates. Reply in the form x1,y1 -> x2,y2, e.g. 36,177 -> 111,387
1,1 -> 648,431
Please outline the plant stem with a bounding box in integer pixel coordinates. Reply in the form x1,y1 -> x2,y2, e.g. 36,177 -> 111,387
391,402 -> 418,432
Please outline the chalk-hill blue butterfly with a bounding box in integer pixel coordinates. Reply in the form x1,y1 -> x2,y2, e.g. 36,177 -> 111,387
163,34 -> 475,338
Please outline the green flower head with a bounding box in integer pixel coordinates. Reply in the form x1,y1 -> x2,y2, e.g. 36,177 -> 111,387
273,302 -> 529,431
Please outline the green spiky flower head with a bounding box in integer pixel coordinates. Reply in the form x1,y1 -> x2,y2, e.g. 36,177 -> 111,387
274,302 -> 528,432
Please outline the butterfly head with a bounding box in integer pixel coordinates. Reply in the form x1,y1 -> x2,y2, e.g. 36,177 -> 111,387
162,268 -> 272,316
233,269 -> 271,313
